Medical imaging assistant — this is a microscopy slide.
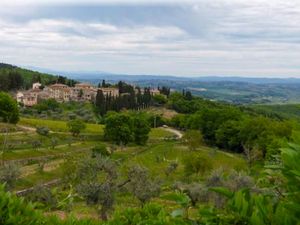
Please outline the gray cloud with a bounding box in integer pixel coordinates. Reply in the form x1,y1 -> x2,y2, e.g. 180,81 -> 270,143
0,0 -> 300,77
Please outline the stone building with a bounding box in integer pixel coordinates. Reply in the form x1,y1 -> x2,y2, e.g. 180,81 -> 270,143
16,82 -> 120,107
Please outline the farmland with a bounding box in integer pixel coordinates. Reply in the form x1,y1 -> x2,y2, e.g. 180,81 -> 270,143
0,117 -> 248,219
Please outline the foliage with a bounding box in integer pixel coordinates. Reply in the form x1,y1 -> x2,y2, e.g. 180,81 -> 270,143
31,139 -> 42,150
183,154 -> 213,176
104,112 -> 133,145
0,63 -> 76,91
132,113 -> 151,145
33,99 -> 60,113
104,112 -> 151,146
153,94 -> 168,105
26,185 -> 58,209
169,93 -> 292,157
67,119 -> 86,137
92,144 -> 110,157
182,130 -> 203,151
0,163 -> 20,190
75,156 -> 118,220
165,161 -> 178,177
0,92 -> 19,124
94,81 -> 157,115
126,165 -> 161,205
50,137 -> 58,149
36,126 -> 50,136
107,203 -> 186,225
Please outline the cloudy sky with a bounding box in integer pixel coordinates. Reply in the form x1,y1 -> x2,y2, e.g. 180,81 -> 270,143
1,0 -> 300,77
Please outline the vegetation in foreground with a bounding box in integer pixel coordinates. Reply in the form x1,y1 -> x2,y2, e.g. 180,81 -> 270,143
1,82 -> 300,225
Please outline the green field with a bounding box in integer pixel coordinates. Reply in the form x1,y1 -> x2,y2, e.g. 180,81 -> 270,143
19,117 -> 104,133
0,117 -> 248,220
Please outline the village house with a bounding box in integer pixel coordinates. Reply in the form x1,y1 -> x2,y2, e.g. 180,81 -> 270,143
17,82 -> 120,107
16,81 -> 159,107
98,87 -> 119,97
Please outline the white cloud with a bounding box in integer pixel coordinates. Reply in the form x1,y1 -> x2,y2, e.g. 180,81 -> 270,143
0,1 -> 300,76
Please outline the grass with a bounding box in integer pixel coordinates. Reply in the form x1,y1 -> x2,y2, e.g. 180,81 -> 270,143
2,141 -> 94,161
149,128 -> 174,139
2,117 -> 249,219
113,142 -> 247,182
0,122 -> 22,132
19,117 -> 104,133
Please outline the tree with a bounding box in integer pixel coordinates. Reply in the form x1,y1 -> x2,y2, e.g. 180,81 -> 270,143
50,137 -> 58,149
0,163 -> 20,190
57,76 -> 66,84
182,130 -> 204,151
95,90 -> 105,116
78,89 -> 83,98
75,156 -> 117,220
215,120 -> 243,152
8,71 -> 23,90
132,114 -> 151,145
159,86 -> 170,97
36,126 -> 50,136
153,94 -> 167,105
183,154 -> 212,176
31,139 -> 42,150
67,119 -> 86,137
126,165 -> 161,206
185,91 -> 193,101
91,143 -> 110,157
165,161 -> 178,177
34,99 -> 59,113
0,92 -> 19,124
104,113 -> 133,145
102,80 -> 106,87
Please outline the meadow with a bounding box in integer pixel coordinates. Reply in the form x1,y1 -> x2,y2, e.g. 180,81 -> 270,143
0,117 -> 248,219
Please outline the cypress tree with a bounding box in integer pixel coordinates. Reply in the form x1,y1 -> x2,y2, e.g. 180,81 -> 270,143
95,90 -> 106,116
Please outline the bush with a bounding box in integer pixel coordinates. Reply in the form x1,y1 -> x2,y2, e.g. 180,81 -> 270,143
67,119 -> 86,137
36,126 -> 50,136
182,130 -> 204,151
26,185 -> 58,209
183,154 -> 213,176
0,92 -> 19,124
0,163 -> 20,190
91,144 -> 110,157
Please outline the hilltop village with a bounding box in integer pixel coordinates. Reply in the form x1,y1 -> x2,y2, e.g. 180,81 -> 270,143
16,82 -> 160,107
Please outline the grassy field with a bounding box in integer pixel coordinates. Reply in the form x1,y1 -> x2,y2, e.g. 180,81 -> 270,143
19,117 -> 104,133
0,117 -> 248,219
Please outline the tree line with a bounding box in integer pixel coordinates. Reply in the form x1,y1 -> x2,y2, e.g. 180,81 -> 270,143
95,81 -> 170,115
0,63 -> 77,91
167,91 -> 292,161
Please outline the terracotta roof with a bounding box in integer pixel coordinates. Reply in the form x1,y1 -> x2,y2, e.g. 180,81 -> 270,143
75,83 -> 93,87
49,84 -> 68,88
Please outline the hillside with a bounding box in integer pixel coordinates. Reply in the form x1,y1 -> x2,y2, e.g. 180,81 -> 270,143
250,104 -> 300,120
0,63 -> 76,91
1,83 -> 300,224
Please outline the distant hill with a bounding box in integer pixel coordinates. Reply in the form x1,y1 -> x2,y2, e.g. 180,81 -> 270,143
0,63 -> 76,91
3,63 -> 300,104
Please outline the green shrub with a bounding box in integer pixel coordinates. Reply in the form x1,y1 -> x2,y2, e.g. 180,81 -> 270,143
183,154 -> 213,176
91,144 -> 110,157
36,126 -> 50,136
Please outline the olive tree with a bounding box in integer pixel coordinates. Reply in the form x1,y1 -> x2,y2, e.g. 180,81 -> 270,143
67,119 -> 86,137
75,156 -> 117,220
0,163 -> 20,190
36,126 -> 50,136
182,130 -> 204,151
126,165 -> 161,206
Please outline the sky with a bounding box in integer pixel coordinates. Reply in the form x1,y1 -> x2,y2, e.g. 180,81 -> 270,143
1,0 -> 300,77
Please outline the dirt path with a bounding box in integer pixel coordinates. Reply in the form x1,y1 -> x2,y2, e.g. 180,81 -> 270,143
17,125 -> 36,132
162,127 -> 183,139
20,159 -> 65,178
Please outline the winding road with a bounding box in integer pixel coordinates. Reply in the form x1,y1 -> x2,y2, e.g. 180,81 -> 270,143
162,127 -> 183,139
